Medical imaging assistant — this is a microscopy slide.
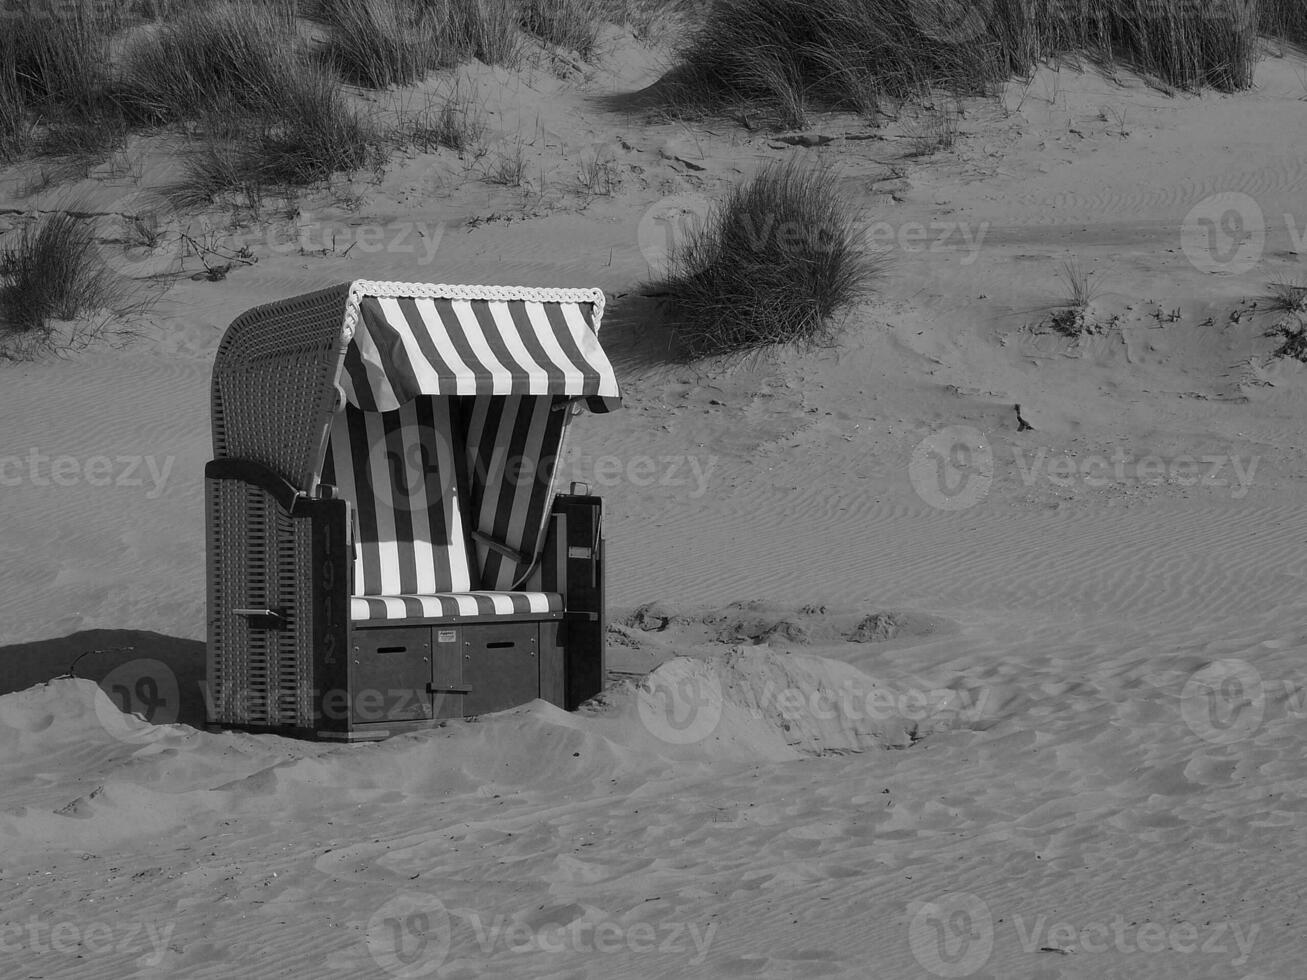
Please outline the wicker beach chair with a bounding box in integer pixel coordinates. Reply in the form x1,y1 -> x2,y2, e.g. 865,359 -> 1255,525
205,281 -> 620,740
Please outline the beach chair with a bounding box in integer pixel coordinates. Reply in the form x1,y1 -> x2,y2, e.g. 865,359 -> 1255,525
204,281 -> 621,740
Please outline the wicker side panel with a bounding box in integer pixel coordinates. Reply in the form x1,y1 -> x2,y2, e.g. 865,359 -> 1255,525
206,478 -> 317,728
212,282 -> 353,490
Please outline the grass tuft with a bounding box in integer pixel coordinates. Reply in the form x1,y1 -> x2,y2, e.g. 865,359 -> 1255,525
0,210 -> 125,347
1263,278 -> 1307,361
117,1 -> 306,123
649,160 -> 879,359
320,0 -> 442,88
668,0 -> 1264,125
519,0 -> 608,58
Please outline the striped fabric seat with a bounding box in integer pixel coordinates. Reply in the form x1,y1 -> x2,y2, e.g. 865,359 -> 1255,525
350,591 -> 562,622
322,396 -> 472,595
322,395 -> 564,623
463,394 -> 569,590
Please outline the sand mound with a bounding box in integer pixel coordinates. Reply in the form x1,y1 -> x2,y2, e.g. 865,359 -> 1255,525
0,645 -> 959,848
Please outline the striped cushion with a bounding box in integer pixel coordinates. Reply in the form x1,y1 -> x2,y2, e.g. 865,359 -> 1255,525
350,591 -> 563,621
463,394 -> 568,590
322,396 -> 472,596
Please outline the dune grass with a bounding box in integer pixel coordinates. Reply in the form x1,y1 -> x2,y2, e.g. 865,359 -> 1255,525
1260,0 -> 1307,49
0,8 -> 128,163
117,2 -> 307,123
649,160 -> 879,359
1263,278 -> 1307,361
0,211 -> 125,348
519,0 -> 609,57
669,0 -> 1264,124
320,0 -> 445,87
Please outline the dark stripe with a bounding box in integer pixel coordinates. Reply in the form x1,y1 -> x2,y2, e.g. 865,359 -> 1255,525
541,302 -> 603,393
460,299 -> 521,391
512,398 -> 567,588
364,298 -> 427,407
585,395 -> 621,413
396,297 -> 454,395
345,407 -> 383,595
341,341 -> 378,412
430,298 -> 487,392
382,405 -> 419,595
357,299 -> 400,408
482,395 -> 536,587
362,596 -> 387,619
509,301 -> 567,392
445,396 -> 475,589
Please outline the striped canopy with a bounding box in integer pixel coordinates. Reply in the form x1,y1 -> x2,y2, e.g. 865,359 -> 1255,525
339,285 -> 622,414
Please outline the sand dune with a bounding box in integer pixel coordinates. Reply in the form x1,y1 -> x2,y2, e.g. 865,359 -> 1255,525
1,21 -> 1305,980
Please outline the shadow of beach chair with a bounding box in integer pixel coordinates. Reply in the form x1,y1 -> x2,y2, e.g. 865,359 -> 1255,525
204,281 -> 621,740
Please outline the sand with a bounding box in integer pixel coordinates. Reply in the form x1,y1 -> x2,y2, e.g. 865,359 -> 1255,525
1,25 -> 1305,980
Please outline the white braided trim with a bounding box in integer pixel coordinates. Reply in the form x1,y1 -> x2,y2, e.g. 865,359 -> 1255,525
345,280 -> 607,335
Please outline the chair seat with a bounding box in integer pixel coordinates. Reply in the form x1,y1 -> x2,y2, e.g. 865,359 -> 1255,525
350,591 -> 563,622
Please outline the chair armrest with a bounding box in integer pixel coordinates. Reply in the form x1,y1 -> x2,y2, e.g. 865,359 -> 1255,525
471,529 -> 530,566
206,458 -> 309,515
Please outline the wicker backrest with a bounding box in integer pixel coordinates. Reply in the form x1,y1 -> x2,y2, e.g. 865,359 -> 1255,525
211,283 -> 353,490
321,396 -> 473,596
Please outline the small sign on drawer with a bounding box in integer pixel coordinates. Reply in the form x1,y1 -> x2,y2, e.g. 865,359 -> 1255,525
436,630 -> 457,643
568,546 -> 592,559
